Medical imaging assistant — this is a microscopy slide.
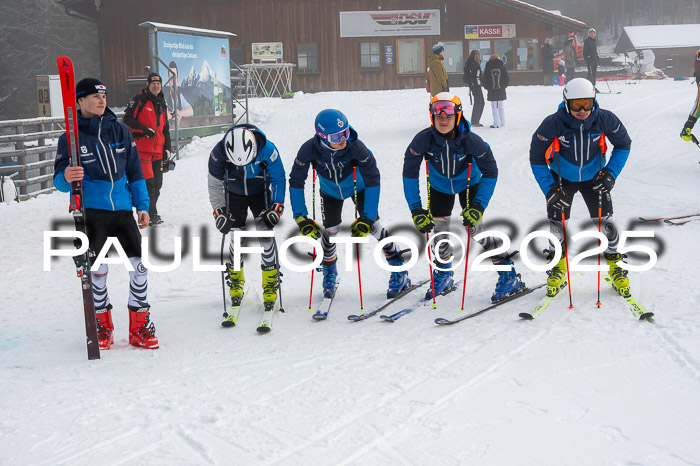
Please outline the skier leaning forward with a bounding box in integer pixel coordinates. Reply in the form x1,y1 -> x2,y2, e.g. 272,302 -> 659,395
288,109 -> 410,299
53,78 -> 157,350
402,92 -> 525,303
529,78 -> 632,297
208,124 -> 286,310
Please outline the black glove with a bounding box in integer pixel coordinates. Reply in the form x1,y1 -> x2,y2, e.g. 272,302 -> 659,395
261,203 -> 284,229
213,207 -> 235,234
592,170 -> 615,193
546,185 -> 571,211
161,150 -> 176,173
143,127 -> 156,138
351,216 -> 374,237
411,208 -> 434,234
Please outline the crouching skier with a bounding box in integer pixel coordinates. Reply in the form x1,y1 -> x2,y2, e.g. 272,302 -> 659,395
208,125 -> 286,319
402,92 -> 526,302
289,109 -> 409,299
53,78 -> 157,350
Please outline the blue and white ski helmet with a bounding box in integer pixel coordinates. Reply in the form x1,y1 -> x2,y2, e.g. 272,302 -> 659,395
314,109 -> 349,139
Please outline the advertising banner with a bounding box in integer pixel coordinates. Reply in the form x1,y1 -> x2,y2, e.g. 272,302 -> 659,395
340,10 -> 440,37
156,31 -> 231,123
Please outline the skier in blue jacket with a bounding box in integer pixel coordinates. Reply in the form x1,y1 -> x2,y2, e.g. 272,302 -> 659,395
53,78 -> 157,351
403,92 -> 525,303
208,124 -> 286,311
289,109 -> 409,299
530,78 -> 632,297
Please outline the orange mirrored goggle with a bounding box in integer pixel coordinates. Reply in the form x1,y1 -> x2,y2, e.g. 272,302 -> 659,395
568,98 -> 595,112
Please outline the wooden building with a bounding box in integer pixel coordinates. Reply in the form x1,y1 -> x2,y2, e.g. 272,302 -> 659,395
614,24 -> 700,78
59,0 -> 586,105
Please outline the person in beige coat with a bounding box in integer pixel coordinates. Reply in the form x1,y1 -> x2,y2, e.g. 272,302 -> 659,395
429,44 -> 449,97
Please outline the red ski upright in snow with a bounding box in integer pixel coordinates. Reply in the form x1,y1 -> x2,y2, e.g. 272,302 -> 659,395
57,56 -> 100,360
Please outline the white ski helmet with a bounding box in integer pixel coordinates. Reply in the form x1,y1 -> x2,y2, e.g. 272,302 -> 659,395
224,127 -> 257,166
563,77 -> 596,113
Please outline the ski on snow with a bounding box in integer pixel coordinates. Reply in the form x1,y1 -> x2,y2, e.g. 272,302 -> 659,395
257,298 -> 281,333
221,283 -> 251,327
519,273 -> 580,320
434,283 -> 546,325
57,56 -> 100,361
347,279 -> 430,322
638,213 -> 700,222
312,282 -> 340,321
602,275 -> 654,321
664,217 -> 700,226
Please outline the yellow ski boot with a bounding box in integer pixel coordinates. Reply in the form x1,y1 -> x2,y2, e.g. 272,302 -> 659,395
605,252 -> 630,297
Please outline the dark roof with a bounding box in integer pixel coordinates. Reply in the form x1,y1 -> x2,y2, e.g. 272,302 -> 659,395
480,0 -> 586,30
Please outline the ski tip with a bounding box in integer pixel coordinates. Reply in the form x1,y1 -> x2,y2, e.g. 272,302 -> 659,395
519,313 -> 534,320
434,318 -> 450,325
256,326 -> 271,334
379,315 -> 394,322
641,312 -> 655,321
221,321 -> 236,328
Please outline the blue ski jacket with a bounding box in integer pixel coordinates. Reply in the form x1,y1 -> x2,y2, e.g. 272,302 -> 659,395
402,120 -> 498,211
54,108 -> 149,212
530,103 -> 631,195
208,124 -> 286,204
289,127 -> 381,220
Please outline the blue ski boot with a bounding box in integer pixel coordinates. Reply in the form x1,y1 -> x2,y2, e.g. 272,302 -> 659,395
386,253 -> 411,299
321,262 -> 338,299
424,269 -> 454,300
491,257 -> 525,303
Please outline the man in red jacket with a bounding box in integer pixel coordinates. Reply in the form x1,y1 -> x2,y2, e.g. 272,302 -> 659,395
124,73 -> 172,226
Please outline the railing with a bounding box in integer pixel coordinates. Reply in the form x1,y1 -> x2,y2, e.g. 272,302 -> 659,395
0,112 -> 128,201
0,116 -> 67,201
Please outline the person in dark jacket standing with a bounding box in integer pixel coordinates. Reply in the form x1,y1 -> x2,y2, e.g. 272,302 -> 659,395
463,49 -> 484,127
529,78 -> 632,298
542,38 -> 554,85
583,28 -> 599,86
482,54 -> 509,128
123,73 -> 172,226
53,78 -> 158,351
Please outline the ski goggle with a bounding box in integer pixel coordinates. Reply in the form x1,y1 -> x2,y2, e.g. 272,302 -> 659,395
430,100 -> 458,116
568,98 -> 595,112
318,127 -> 350,144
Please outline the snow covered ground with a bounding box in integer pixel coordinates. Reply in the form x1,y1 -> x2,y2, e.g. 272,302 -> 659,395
2,79 -> 700,465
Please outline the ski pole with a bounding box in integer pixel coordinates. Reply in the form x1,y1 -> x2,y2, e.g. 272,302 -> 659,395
556,152 -> 574,309
221,167 -> 229,315
459,162 -> 473,312
596,134 -> 607,308
425,159 -> 437,308
263,167 -> 284,313
353,166 -> 364,313
307,169 -> 317,312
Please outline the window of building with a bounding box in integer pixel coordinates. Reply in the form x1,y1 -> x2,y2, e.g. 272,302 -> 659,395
230,46 -> 244,66
494,40 -> 514,71
298,43 -> 318,73
468,41 -> 491,70
361,42 -> 381,68
516,39 -> 540,71
397,39 -> 423,74
443,41 -> 463,73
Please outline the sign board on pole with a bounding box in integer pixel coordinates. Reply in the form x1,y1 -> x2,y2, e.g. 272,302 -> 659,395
252,42 -> 283,61
36,75 -> 63,117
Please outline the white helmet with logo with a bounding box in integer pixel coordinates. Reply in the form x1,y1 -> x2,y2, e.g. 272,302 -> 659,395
224,127 -> 257,166
563,78 -> 596,113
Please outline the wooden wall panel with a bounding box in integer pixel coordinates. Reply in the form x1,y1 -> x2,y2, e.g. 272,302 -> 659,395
98,0 -> 582,104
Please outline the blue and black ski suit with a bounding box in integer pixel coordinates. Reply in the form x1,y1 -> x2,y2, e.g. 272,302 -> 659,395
529,102 -> 631,253
289,127 -> 399,265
